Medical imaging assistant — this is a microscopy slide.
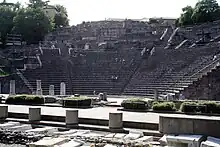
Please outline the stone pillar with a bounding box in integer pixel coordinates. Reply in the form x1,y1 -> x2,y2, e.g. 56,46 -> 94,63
29,107 -> 41,122
0,106 -> 8,119
66,110 -> 78,128
154,89 -> 158,101
49,85 -> 55,96
0,82 -> 1,94
109,112 -> 123,132
103,92 -> 107,101
36,80 -> 42,95
9,80 -> 15,95
60,82 -> 66,96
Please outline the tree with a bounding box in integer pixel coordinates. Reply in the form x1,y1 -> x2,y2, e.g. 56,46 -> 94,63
13,8 -> 54,44
177,6 -> 194,26
0,5 -> 17,44
177,0 -> 220,26
192,0 -> 220,23
54,4 -> 69,28
28,0 -> 49,9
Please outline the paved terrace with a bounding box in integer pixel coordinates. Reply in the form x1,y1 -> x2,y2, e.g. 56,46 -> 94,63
2,104 -> 220,124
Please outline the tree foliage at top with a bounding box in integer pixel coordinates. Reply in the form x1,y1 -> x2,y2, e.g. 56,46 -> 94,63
0,0 -> 69,45
13,7 -> 54,44
177,0 -> 220,26
54,4 -> 69,28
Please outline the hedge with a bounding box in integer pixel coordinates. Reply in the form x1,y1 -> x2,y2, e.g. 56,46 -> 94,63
62,96 -> 92,108
121,98 -> 148,110
152,102 -> 176,112
6,95 -> 44,105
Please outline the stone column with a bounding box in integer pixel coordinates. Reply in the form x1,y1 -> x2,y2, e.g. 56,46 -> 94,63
49,85 -> 55,96
109,112 -> 123,132
60,82 -> 66,96
154,89 -> 158,101
66,110 -> 78,128
36,80 -> 42,95
0,106 -> 8,119
9,80 -> 15,95
29,107 -> 41,122
0,82 -> 1,94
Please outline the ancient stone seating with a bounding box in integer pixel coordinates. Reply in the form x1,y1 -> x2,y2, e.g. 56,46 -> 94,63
124,45 -> 220,97
69,50 -> 142,95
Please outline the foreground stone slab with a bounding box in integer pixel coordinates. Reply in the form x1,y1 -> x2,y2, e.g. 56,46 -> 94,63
201,137 -> 220,147
114,133 -> 126,139
26,127 -> 58,135
135,136 -> 153,142
63,130 -> 90,138
29,137 -> 69,147
8,124 -> 32,131
53,130 -> 77,136
159,135 -> 167,146
166,134 -> 203,147
0,122 -> 20,129
104,133 -> 115,138
81,132 -> 104,138
55,140 -> 84,147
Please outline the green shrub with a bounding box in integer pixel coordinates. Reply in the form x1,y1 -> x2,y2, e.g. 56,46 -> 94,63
121,98 -> 148,110
63,96 -> 92,108
6,95 -> 44,105
152,102 -> 176,111
180,102 -> 207,113
199,101 -> 220,114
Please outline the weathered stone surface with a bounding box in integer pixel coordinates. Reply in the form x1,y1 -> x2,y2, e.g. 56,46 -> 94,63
26,127 -> 58,135
29,137 -> 69,147
66,110 -> 78,127
0,122 -> 20,129
29,108 -> 41,122
201,137 -> 220,147
166,134 -> 203,147
159,115 -> 220,138
8,125 -> 32,131
109,112 -> 123,131
0,106 -> 8,119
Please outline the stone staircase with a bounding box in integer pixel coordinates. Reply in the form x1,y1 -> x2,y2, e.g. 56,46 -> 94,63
123,45 -> 220,98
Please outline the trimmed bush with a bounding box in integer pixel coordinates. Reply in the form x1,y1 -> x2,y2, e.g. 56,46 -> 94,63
62,96 -> 92,108
199,101 -> 220,114
180,102 -> 207,113
6,95 -> 44,105
121,98 -> 148,110
152,102 -> 176,111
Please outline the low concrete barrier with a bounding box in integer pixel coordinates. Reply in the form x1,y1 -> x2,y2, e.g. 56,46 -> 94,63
159,115 -> 220,138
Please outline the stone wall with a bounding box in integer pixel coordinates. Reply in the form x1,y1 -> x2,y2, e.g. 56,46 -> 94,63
182,66 -> 220,100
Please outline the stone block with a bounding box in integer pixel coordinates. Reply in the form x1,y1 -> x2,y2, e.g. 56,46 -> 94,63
29,137 -> 69,147
114,133 -> 126,139
0,122 -> 20,129
159,115 -> 220,138
57,140 -> 84,147
109,112 -> 123,132
49,85 -> 55,96
26,127 -> 58,135
159,115 -> 193,134
60,82 -> 66,96
8,124 -> 32,131
65,130 -> 90,138
9,80 -> 15,95
104,133 -> 115,138
0,106 -> 8,119
65,110 -> 78,128
201,136 -> 220,147
166,134 -> 204,147
135,136 -> 153,142
29,108 -> 41,122
159,135 -> 167,146
53,130 -> 77,136
124,131 -> 143,140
